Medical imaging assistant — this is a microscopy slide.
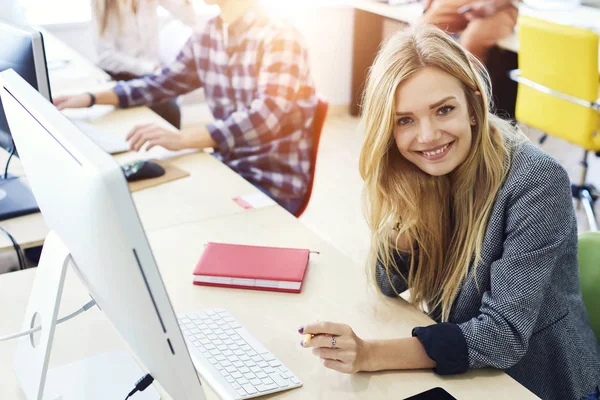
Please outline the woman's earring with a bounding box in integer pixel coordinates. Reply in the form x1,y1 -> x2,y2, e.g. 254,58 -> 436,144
470,117 -> 476,126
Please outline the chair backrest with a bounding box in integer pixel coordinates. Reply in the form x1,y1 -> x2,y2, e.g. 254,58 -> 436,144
578,231 -> 600,342
515,16 -> 600,151
294,96 -> 328,218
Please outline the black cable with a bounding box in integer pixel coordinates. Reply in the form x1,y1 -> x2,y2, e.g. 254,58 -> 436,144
124,374 -> 154,400
0,225 -> 25,271
4,145 -> 15,180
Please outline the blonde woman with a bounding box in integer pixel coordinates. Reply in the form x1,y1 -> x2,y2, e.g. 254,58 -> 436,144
92,0 -> 197,128
298,25 -> 600,400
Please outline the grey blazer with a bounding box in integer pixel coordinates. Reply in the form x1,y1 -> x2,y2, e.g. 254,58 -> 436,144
377,142 -> 600,400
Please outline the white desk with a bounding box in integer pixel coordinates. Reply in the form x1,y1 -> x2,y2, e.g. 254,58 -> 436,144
0,207 -> 540,399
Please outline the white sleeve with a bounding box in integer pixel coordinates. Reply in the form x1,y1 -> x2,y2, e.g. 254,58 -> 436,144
93,17 -> 157,77
158,0 -> 197,27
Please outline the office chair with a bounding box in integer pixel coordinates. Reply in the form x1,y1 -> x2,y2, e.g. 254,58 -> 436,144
578,231 -> 600,342
294,96 -> 329,218
509,16 -> 600,231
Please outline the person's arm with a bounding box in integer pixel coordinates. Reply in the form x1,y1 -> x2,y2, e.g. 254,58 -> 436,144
112,32 -> 202,108
300,322 -> 436,374
376,229 -> 414,297
411,156 -> 575,374
206,27 -> 313,154
159,0 -> 197,27
53,90 -> 119,110
53,33 -> 203,110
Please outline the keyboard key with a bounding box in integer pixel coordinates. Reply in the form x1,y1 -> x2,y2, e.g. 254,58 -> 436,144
250,366 -> 262,373
231,372 -> 243,379
228,355 -> 239,362
269,373 -> 289,388
255,371 -> 267,379
233,361 -> 244,368
223,350 -> 234,357
237,378 -> 249,385
225,329 -> 236,336
234,350 -> 245,356
291,377 -> 301,385
248,351 -> 258,357
214,364 -> 224,371
220,360 -> 232,367
220,369 -> 229,377
244,372 -> 256,380
264,367 -> 275,374
269,360 -> 282,368
262,354 -> 276,362
241,345 -> 252,352
245,360 -> 257,368
226,376 -> 235,383
238,366 -> 250,373
217,345 -> 228,351
242,384 -> 257,395
232,383 -> 241,390
236,388 -> 247,397
257,383 -> 278,392
261,378 -> 275,386
250,378 -> 262,386
257,361 -> 268,368
251,355 -> 263,363
190,328 -> 200,334
226,366 -> 237,373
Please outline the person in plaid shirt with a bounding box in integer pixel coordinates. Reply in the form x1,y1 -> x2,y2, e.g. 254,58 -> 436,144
54,0 -> 317,214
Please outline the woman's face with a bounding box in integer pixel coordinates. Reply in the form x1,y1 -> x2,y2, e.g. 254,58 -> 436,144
393,67 -> 475,176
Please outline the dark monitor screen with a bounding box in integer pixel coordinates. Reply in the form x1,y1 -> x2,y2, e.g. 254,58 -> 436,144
0,23 -> 52,157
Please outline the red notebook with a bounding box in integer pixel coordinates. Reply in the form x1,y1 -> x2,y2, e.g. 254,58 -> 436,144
192,242 -> 311,293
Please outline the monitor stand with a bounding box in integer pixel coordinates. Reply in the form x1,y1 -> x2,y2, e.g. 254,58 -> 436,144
13,230 -> 159,400
0,174 -> 39,220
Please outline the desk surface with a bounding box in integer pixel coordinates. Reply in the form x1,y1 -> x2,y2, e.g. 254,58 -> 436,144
0,207 -> 539,399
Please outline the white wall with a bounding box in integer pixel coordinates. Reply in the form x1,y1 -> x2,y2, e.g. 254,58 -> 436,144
43,7 -> 355,107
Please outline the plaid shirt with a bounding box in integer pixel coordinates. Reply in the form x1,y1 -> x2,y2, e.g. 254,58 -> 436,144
113,7 -> 317,212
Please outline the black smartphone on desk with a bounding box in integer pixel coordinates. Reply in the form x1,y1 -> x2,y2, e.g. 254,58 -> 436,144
404,387 -> 457,400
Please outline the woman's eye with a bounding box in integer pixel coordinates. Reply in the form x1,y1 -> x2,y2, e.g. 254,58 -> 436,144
396,117 -> 413,126
437,105 -> 455,116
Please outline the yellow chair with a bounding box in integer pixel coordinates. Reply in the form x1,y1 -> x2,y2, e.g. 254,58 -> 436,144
510,16 -> 600,231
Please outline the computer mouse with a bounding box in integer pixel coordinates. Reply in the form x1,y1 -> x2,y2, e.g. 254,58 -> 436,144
121,160 -> 165,182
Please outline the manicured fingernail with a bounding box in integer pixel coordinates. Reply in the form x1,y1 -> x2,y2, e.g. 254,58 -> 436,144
298,326 -> 304,334
300,340 -> 305,347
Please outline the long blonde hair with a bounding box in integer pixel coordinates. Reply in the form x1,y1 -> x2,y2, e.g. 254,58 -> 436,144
359,25 -> 524,321
92,0 -> 138,36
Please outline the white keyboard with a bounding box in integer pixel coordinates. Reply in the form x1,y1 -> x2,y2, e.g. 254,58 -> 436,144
178,309 -> 302,400
70,120 -> 130,155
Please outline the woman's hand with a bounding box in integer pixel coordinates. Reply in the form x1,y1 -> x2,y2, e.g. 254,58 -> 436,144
299,321 -> 371,374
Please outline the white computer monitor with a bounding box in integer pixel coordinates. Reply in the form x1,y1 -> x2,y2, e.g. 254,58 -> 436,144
0,21 -> 52,220
0,69 -> 205,399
